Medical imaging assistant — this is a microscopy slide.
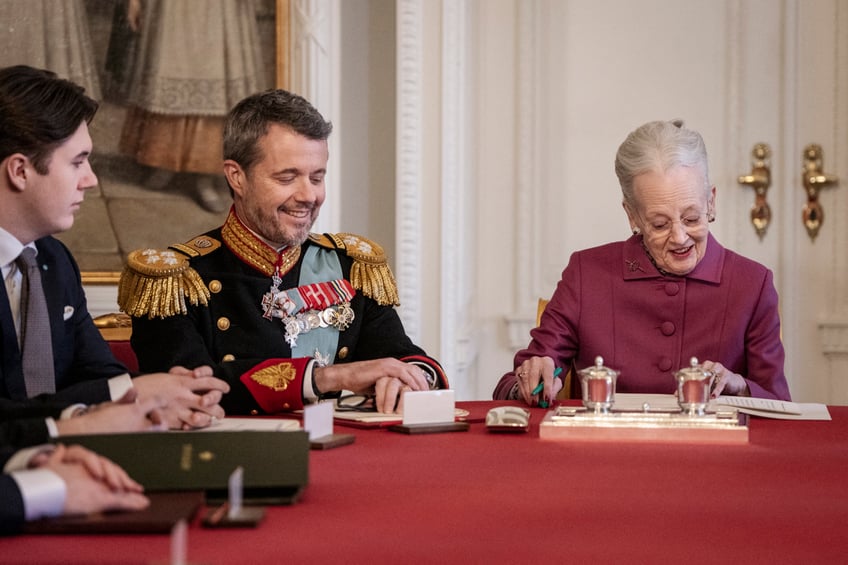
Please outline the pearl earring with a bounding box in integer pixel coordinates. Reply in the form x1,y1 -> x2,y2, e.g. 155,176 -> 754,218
632,227 -> 641,235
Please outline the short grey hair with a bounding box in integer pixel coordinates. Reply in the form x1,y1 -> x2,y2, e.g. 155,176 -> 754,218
614,120 -> 711,209
224,88 -> 332,174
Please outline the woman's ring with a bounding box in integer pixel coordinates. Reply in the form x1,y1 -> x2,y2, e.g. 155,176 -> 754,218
711,370 -> 723,390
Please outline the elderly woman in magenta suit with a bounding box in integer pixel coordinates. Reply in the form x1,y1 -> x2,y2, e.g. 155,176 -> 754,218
494,120 -> 791,407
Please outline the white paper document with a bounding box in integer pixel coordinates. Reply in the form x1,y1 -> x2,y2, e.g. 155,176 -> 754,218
332,411 -> 402,424
714,396 -> 831,420
198,417 -> 301,432
604,393 -> 831,421
715,396 -> 801,414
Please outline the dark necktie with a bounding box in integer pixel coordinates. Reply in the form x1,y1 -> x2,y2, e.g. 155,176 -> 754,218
16,248 -> 56,396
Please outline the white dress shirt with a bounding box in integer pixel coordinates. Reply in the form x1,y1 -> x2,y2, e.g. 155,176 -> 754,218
0,228 -> 133,424
0,226 -> 29,346
4,446 -> 65,521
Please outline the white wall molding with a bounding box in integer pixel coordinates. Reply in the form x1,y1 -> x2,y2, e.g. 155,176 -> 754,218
820,321 -> 848,355
440,0 -> 459,380
820,319 -> 848,400
723,0 -> 744,253
505,1 -> 541,345
506,315 -> 536,351
813,2 -> 848,403
439,0 -> 476,395
290,0 -> 341,234
831,0 -> 848,316
395,0 -> 424,341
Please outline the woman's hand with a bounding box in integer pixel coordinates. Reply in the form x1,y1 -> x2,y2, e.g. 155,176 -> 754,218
702,360 -> 748,398
513,356 -> 563,406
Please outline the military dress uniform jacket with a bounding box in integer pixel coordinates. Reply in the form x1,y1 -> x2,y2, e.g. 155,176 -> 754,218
0,237 -> 127,406
124,212 -> 447,414
494,233 -> 791,401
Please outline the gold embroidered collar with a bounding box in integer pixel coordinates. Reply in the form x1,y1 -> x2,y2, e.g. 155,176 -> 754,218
221,209 -> 301,277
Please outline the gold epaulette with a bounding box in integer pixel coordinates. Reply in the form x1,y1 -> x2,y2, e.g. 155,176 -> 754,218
117,237 -> 219,319
309,232 -> 400,306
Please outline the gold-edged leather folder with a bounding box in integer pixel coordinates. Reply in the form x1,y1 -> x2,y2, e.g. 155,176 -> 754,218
57,430 -> 309,505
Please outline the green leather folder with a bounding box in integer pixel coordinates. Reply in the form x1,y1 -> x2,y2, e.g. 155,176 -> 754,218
57,430 -> 309,505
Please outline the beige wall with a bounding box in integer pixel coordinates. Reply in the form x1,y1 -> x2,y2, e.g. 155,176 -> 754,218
338,0 -> 398,265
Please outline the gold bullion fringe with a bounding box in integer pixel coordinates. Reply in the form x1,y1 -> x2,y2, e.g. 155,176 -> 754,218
118,266 -> 210,319
350,260 -> 399,307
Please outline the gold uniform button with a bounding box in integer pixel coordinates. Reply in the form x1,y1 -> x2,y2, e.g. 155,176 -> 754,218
338,346 -> 349,359
250,409 -> 258,416
222,354 -> 235,362
283,403 -> 290,410
217,317 -> 230,331
209,280 -> 222,293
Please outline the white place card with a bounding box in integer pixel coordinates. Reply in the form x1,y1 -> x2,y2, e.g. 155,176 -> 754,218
303,400 -> 334,439
402,390 -> 456,425
228,466 -> 243,520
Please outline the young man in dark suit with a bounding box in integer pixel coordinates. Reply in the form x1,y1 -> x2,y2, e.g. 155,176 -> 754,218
0,65 -> 231,429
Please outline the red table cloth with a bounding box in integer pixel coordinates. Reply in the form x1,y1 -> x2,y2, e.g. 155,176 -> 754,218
1,401 -> 846,564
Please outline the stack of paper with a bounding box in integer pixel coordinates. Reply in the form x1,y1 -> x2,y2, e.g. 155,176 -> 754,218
714,396 -> 831,420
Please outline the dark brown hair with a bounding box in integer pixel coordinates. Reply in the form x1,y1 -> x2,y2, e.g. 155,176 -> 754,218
0,65 -> 99,174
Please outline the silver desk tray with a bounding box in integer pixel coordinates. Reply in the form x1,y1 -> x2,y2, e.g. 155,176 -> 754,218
539,406 -> 749,444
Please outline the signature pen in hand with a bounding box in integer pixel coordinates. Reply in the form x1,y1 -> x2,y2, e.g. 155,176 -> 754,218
532,367 -> 562,409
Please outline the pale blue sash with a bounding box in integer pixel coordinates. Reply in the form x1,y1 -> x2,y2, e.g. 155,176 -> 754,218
290,246 -> 344,365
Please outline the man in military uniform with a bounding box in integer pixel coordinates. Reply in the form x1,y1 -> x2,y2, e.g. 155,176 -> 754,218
121,89 -> 447,415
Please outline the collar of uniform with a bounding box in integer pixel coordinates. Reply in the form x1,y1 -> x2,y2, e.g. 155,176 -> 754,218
221,209 -> 301,277
621,232 -> 724,284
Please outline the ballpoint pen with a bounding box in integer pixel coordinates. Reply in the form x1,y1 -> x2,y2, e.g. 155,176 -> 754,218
533,367 -> 562,408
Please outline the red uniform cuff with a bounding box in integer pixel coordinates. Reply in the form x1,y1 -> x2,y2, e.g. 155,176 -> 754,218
240,358 -> 310,413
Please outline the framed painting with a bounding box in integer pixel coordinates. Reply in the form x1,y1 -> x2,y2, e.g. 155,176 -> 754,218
0,0 -> 290,283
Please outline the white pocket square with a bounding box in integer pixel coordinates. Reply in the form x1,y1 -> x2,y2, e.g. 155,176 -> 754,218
63,306 -> 74,321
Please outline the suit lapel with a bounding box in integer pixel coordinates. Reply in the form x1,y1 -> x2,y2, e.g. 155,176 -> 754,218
0,275 -> 26,399
35,240 -> 65,351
